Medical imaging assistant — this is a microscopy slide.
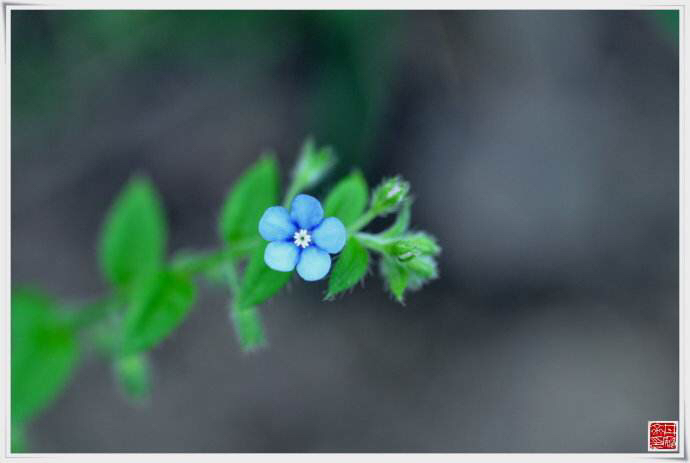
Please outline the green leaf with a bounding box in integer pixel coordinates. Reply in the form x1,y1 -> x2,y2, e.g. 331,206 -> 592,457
231,306 -> 266,352
326,237 -> 369,300
11,289 -> 78,426
122,271 -> 196,354
380,257 -> 409,304
380,199 -> 411,238
113,352 -> 151,402
219,156 -> 279,253
12,422 -> 26,453
235,244 -> 291,311
323,170 -> 368,226
99,176 -> 167,290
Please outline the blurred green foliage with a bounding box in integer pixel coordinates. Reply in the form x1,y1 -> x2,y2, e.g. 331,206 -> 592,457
122,270 -> 196,354
10,9 -> 426,451
113,352 -> 151,402
99,176 -> 167,291
649,10 -> 679,46
12,10 -> 401,169
11,138 -> 440,451
10,8 -> 677,453
219,155 -> 279,255
11,289 -> 78,448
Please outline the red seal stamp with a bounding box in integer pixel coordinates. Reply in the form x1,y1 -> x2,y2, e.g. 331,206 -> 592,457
648,421 -> 678,451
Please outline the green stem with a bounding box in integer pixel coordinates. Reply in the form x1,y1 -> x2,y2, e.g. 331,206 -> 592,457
65,297 -> 118,330
355,232 -> 389,253
173,249 -> 227,275
348,209 -> 378,234
224,259 -> 267,351
224,259 -> 241,294
171,240 -> 259,276
68,246 -> 244,336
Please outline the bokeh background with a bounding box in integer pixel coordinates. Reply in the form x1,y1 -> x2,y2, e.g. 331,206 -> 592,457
12,10 -> 679,452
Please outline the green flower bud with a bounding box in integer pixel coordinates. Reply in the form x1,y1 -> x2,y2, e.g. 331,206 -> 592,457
371,176 -> 410,215
406,255 -> 438,280
292,138 -> 336,190
389,233 -> 440,262
391,241 -> 418,262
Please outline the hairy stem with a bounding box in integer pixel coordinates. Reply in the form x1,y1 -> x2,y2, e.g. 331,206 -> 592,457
354,232 -> 389,253
348,209 -> 378,234
224,259 -> 241,294
173,249 -> 227,274
66,297 -> 118,330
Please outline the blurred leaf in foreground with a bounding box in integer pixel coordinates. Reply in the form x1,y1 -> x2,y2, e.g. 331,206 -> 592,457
113,352 -> 151,403
231,306 -> 266,352
11,289 -> 78,426
99,176 -> 167,291
11,422 -> 26,453
219,155 -> 279,255
122,271 -> 196,354
235,244 -> 292,311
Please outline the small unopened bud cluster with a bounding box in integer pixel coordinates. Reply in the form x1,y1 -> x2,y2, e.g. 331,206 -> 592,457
370,177 -> 410,216
389,233 -> 440,262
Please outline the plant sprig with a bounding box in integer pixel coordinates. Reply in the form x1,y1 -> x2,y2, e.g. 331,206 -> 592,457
10,137 -> 440,452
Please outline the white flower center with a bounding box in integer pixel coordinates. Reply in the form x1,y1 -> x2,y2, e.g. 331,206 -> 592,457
293,229 -> 312,248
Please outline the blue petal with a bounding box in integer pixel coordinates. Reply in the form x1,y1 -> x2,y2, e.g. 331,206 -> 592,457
259,206 -> 297,242
312,217 -> 347,254
264,241 -> 299,272
296,246 -> 331,281
290,194 -> 323,230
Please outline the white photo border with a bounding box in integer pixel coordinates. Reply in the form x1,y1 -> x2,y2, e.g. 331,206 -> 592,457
1,2 -> 686,462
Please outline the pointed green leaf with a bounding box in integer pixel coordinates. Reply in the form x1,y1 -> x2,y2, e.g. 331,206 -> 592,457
12,422 -> 26,453
236,244 -> 291,311
99,176 -> 166,289
219,156 -> 279,253
122,270 -> 196,354
11,289 -> 78,426
113,352 -> 151,402
380,257 -> 409,304
326,237 -> 369,299
323,170 -> 368,226
231,306 -> 266,352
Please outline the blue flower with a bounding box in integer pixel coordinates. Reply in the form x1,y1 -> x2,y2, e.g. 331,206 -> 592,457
258,194 -> 347,281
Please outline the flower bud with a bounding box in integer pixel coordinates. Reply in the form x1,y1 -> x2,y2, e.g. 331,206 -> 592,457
292,138 -> 336,190
406,255 -> 438,280
371,176 -> 410,215
389,233 -> 440,262
391,241 -> 418,262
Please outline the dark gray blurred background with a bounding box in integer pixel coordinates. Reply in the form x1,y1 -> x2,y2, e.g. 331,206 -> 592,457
11,10 -> 679,452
